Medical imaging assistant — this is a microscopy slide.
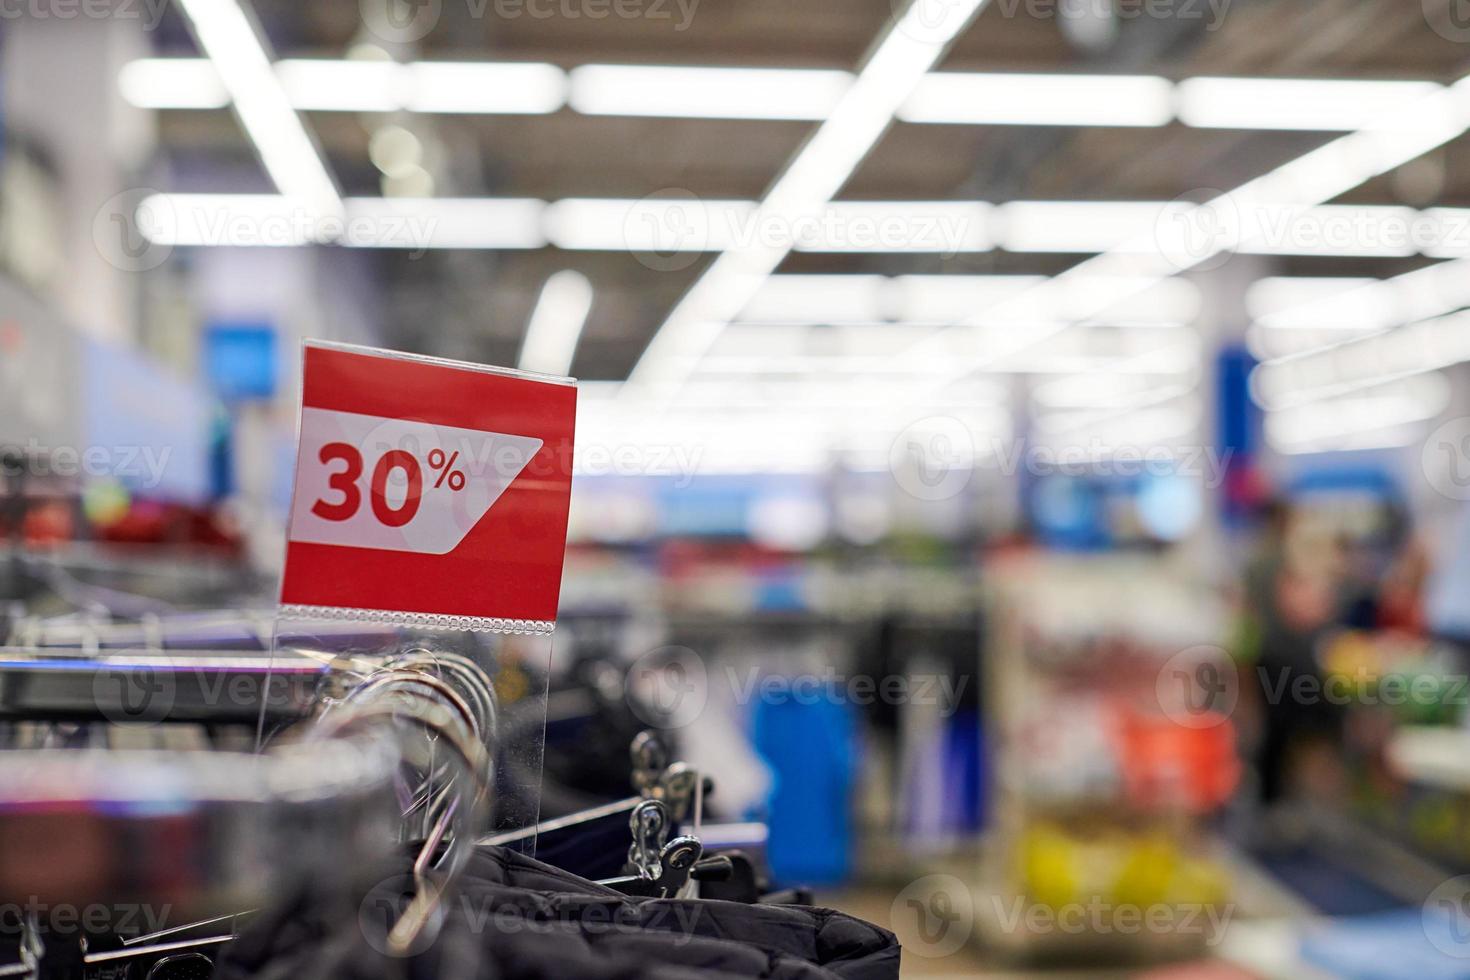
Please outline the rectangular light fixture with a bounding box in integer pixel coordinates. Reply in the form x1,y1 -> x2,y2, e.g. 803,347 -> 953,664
174,0 -> 342,222
405,62 -> 567,114
342,198 -> 548,249
119,58 -> 229,108
1265,374 -> 1450,452
121,57 -> 567,115
139,193 -> 310,246
544,199 -> 991,253
121,57 -> 1448,137
138,194 -> 548,249
132,192 -> 1459,270
519,271 -> 595,376
735,274 -> 1197,325
737,275 -> 892,324
800,202 -> 992,252
1253,310 -> 1470,410
274,59 -> 401,112
902,72 -> 1173,127
543,197 -> 755,252
1246,277 -> 1391,330
1177,77 -> 1444,131
569,65 -> 852,120
1417,207 -> 1470,258
625,0 -> 992,394
999,201 -> 1165,253
1001,201 -> 1433,257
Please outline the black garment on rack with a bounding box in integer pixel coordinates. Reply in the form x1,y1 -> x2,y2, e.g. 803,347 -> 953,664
216,845 -> 900,980
521,805 -> 639,881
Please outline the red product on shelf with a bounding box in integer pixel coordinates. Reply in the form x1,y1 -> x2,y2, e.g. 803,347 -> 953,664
1111,704 -> 1241,813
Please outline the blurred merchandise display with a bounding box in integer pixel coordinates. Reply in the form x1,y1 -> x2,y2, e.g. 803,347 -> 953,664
982,555 -> 1239,963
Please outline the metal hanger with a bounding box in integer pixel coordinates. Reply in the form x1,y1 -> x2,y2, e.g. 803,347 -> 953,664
0,644 -> 503,975
0,734 -> 403,978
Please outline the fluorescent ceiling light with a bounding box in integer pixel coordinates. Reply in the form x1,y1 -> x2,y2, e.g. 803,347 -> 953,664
121,57 -> 566,115
999,201 -> 1164,253
139,193 -> 310,246
1246,277 -> 1386,328
519,271 -> 594,376
569,65 -> 852,120
406,62 -> 566,114
1177,77 -> 1444,131
805,202 -> 992,252
543,197 -> 754,252
342,197 -> 547,249
129,192 -> 1454,271
1269,425 -> 1426,455
893,275 -> 1041,322
274,59 -> 401,112
174,0 -> 341,223
1034,398 -> 1202,445
1252,310 -> 1470,410
1264,374 -> 1450,452
1246,325 -> 1387,362
1417,208 -> 1470,258
138,193 -> 547,249
121,57 -> 1449,136
118,58 -> 228,108
902,72 -> 1172,127
1032,374 -> 1196,410
543,199 -> 991,253
899,80 -> 1470,388
625,0 -> 992,397
1000,201 -> 1424,256
738,275 -> 892,323
1238,204 -> 1421,257
733,272 -> 1200,328
1255,252 -> 1470,361
901,273 -> 1198,324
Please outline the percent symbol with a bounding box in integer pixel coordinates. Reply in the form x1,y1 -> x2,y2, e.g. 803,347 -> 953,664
428,448 -> 467,491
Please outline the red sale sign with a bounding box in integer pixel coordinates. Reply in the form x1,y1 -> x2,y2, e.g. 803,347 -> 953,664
280,342 -> 577,632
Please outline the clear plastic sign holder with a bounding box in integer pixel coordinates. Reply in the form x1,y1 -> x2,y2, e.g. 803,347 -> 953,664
255,342 -> 578,863
260,618 -> 553,847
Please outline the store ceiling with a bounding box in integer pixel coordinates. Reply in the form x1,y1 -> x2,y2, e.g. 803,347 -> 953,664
137,0 -> 1470,383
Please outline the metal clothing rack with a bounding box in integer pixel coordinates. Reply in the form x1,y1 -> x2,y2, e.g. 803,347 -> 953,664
0,606 -> 505,980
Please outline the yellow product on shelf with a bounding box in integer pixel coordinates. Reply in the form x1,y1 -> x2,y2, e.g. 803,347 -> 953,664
1113,834 -> 1180,908
1019,823 -> 1232,916
1019,824 -> 1079,908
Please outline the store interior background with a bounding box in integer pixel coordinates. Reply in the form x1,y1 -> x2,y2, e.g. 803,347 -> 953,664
9,0 -> 1470,976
